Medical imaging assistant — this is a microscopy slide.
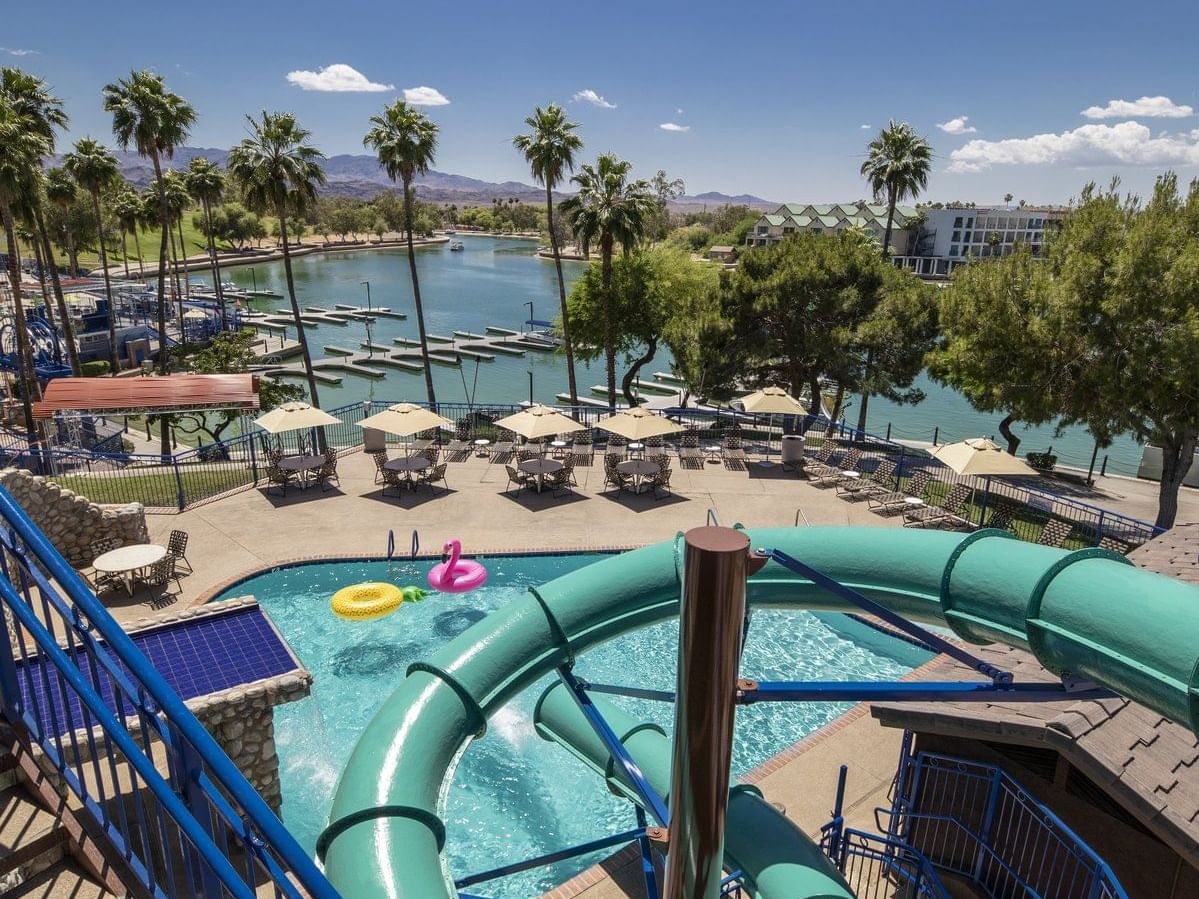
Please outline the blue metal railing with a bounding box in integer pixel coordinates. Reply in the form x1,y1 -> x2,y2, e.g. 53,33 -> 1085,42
0,485 -> 339,899
884,748 -> 1129,899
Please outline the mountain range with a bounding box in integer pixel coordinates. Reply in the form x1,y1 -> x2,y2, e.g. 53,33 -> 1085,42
85,147 -> 777,209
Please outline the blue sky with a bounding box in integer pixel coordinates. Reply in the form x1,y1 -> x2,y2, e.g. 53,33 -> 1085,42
9,0 -> 1199,204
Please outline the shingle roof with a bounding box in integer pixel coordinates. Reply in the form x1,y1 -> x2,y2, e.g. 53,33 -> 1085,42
872,526 -> 1199,868
764,214 -> 785,225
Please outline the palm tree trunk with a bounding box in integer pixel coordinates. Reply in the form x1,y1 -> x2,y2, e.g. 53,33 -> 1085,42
856,186 -> 899,437
133,226 -> 144,278
151,152 -> 172,458
204,198 -> 226,332
34,205 -> 81,376
90,190 -> 120,375
167,215 -> 184,326
546,186 -> 578,407
63,219 -> 79,278
403,180 -> 437,407
600,233 -> 616,413
620,335 -> 657,408
120,228 -> 130,279
177,215 -> 191,303
2,202 -> 43,445
276,198 -> 324,449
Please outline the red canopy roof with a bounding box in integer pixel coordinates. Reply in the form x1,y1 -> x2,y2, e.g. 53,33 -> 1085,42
34,374 -> 260,419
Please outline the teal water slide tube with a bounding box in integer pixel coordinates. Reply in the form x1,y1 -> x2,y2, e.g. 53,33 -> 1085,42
324,527 -> 1199,898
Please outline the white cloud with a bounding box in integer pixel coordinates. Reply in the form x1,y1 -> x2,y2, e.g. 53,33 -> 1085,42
948,120 -> 1199,172
572,89 -> 616,109
1081,96 -> 1194,119
659,122 -> 690,132
860,124 -> 872,130
1,47 -> 38,56
937,115 -> 977,135
403,86 -> 450,106
677,107 -> 684,115
286,64 -> 394,92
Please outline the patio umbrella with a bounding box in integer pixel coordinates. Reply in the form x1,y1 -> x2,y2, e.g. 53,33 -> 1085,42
182,308 -> 208,320
358,403 -> 452,438
494,404 -> 584,442
739,386 -> 806,465
594,406 -> 683,441
253,401 -> 342,434
931,438 -> 1039,477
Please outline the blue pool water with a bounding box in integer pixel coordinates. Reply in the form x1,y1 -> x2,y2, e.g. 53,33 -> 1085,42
214,553 -> 931,897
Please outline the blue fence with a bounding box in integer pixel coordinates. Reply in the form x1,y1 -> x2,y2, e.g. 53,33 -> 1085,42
0,485 -> 339,898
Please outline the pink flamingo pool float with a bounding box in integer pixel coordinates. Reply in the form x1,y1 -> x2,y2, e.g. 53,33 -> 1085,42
427,539 -> 488,593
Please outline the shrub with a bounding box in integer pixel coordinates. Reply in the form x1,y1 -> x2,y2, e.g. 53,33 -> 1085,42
81,360 -> 109,377
1026,451 -> 1057,471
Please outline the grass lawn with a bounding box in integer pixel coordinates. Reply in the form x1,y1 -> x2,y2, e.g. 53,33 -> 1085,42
49,463 -> 255,509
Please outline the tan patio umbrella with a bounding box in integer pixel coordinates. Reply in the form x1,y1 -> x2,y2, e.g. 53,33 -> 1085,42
358,403 -> 452,437
931,438 -> 1039,477
594,406 -> 683,441
739,386 -> 806,465
253,401 -> 342,434
182,308 -> 208,320
494,404 -> 584,441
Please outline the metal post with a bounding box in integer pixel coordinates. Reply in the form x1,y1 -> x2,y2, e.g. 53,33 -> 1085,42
528,370 -> 534,405
932,426 -> 939,446
173,458 -> 185,511
662,526 -> 760,899
1086,439 -> 1100,484
250,268 -> 257,295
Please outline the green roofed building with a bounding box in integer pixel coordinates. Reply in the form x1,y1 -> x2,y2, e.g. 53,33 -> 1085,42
746,201 -> 918,251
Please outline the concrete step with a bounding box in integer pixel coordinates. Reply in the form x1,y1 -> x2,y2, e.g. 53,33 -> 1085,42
7,861 -> 114,898
0,785 -> 67,883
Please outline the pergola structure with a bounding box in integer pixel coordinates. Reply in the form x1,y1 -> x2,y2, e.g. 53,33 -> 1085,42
33,374 -> 260,421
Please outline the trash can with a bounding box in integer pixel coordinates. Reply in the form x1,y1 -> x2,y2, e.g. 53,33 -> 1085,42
781,434 -> 805,470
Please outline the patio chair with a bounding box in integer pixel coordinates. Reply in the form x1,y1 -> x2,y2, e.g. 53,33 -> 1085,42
546,466 -> 575,498
560,455 -> 578,486
837,459 -> 896,498
316,450 -> 340,491
649,467 -> 673,501
982,502 -> 1018,533
371,451 -> 390,485
380,465 -> 406,497
490,429 -> 516,460
644,435 -> 665,452
649,454 -> 670,472
1036,518 -> 1074,548
603,455 -> 634,494
1098,535 -> 1132,555
571,429 -> 594,464
422,446 -> 440,464
446,419 -> 472,456
265,457 -> 295,496
166,529 -> 192,573
810,448 -> 861,488
903,482 -> 973,530
504,464 -> 533,495
606,434 -> 628,459
803,441 -> 838,479
142,555 -> 182,608
416,463 -> 448,495
721,430 -> 746,464
679,431 -> 702,467
84,536 -> 124,592
867,470 -> 933,515
516,448 -> 539,462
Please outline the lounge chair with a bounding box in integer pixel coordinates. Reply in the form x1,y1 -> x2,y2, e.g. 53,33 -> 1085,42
166,529 -> 192,573
1036,518 -> 1073,548
490,429 -> 516,460
981,501 -> 1018,532
504,464 -> 533,495
837,459 -> 896,499
678,431 -> 702,467
316,450 -> 340,491
416,463 -> 448,495
721,430 -> 746,464
811,448 -> 861,488
867,470 -> 933,515
606,434 -> 628,459
446,419 -> 472,457
904,482 -> 973,529
803,441 -> 838,479
1098,535 -> 1132,554
571,429 -> 595,464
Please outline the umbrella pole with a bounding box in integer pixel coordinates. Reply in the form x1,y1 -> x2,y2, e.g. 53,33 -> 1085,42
757,413 -> 776,467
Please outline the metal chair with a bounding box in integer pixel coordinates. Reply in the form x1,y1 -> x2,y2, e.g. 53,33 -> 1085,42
721,429 -> 746,464
571,429 -> 594,464
649,467 -> 673,500
142,555 -> 182,607
868,470 -> 933,515
417,463 -> 448,495
1037,518 -> 1073,548
166,530 -> 192,573
678,431 -> 702,467
505,464 -> 533,495
265,457 -> 294,495
316,450 -> 340,491
371,450 -> 389,484
603,455 -> 634,494
904,482 -> 973,530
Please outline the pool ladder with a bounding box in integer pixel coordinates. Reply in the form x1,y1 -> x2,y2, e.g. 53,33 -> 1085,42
386,528 -> 422,560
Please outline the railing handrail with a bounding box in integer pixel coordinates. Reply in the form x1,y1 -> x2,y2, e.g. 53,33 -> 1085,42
0,485 -> 339,899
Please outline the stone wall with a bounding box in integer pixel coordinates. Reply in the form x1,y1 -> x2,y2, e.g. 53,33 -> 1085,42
0,468 -> 148,567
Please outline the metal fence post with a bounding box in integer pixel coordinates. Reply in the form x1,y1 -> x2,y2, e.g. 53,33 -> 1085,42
978,477 -> 991,526
248,432 -> 258,483
1095,510 -> 1106,546
972,767 -> 1005,884
173,457 -> 186,511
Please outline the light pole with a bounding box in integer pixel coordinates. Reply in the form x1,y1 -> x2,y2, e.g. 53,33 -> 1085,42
361,280 -> 372,313
249,268 -> 257,295
362,281 -> 374,359
528,369 -> 534,405
524,300 -> 533,334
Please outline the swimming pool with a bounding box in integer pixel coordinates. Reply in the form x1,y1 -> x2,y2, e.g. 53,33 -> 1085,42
214,553 -> 932,897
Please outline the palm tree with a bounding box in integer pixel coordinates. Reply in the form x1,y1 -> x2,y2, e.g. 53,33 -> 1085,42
111,186 -> 142,279
560,153 -> 655,412
0,67 -> 80,376
513,104 -> 583,406
0,98 -> 51,440
858,120 -> 932,433
186,157 -> 227,330
363,100 -> 439,406
162,170 -> 192,319
43,168 -> 80,277
103,70 -> 195,391
227,110 -> 327,416
64,138 -> 122,373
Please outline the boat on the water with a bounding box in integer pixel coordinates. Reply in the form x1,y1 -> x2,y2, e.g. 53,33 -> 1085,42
449,240 -> 465,251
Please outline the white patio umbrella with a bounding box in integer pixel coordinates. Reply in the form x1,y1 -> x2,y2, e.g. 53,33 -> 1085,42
182,308 -> 208,320
739,386 -> 807,465
358,403 -> 452,438
594,406 -> 683,441
931,438 -> 1039,477
253,401 -> 342,434
494,404 -> 584,443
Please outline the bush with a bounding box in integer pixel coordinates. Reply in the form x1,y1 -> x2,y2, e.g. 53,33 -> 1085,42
81,360 -> 109,377
1026,451 -> 1057,471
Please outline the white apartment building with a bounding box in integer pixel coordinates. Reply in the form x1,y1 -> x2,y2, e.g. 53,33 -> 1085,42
892,205 -> 1068,278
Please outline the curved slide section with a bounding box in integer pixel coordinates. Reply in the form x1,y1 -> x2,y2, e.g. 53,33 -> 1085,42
324,527 -> 1199,899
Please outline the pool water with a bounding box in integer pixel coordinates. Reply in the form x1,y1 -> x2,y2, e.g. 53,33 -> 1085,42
215,553 -> 931,897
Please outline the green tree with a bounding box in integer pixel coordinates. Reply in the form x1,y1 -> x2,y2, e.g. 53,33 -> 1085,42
566,246 -> 718,406
44,168 -> 80,276
162,170 -> 192,315
560,153 -> 656,411
363,99 -> 440,406
111,185 -> 143,278
513,104 -> 584,405
227,110 -> 328,421
186,157 -> 228,330
647,169 -> 686,241
858,119 -> 933,431
64,138 -> 122,373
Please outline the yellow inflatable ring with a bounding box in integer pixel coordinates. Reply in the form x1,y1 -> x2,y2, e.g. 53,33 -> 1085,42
330,583 -> 405,621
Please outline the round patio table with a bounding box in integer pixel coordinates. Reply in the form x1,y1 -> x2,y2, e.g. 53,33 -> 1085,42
703,444 -> 722,464
473,438 -> 491,456
277,454 -> 325,488
549,440 -> 569,457
617,459 -> 659,492
386,456 -> 431,472
904,496 -> 925,507
94,544 -> 167,596
519,458 -> 563,493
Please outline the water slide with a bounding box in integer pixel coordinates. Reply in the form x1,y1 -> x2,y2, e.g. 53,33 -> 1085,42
323,527 -> 1199,898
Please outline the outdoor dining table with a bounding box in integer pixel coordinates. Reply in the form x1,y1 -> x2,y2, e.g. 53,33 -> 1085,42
385,455 -> 431,490
518,457 -> 563,493
93,544 -> 167,596
406,438 -> 434,454
473,438 -> 491,456
277,454 -> 325,488
549,440 -> 569,457
617,459 -> 660,492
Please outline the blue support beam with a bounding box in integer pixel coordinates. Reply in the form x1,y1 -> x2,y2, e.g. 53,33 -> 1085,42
454,827 -> 646,890
737,680 -> 1115,704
